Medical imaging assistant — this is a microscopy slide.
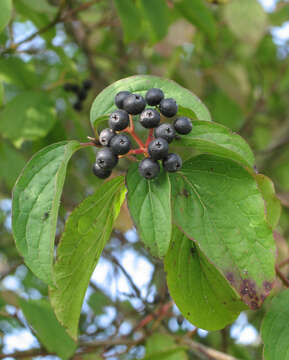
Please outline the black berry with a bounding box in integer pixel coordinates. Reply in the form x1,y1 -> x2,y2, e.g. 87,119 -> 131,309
154,123 -> 176,143
83,79 -> 92,90
95,148 -> 118,170
139,108 -> 160,129
73,101 -> 83,111
115,91 -> 131,109
99,128 -> 115,146
174,117 -> 192,135
64,83 -> 80,93
163,153 -> 182,172
148,138 -> 169,160
145,88 -> 164,106
109,110 -> 129,131
77,88 -> 87,101
92,163 -> 112,179
110,134 -> 131,155
159,98 -> 178,117
139,158 -> 160,180
123,93 -> 146,115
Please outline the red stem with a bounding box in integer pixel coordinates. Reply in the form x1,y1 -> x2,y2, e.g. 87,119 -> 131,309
145,128 -> 154,147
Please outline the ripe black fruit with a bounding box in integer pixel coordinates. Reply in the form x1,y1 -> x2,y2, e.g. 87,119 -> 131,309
139,158 -> 160,180
64,83 -> 80,93
140,108 -> 160,128
109,110 -> 129,131
99,128 -> 115,146
154,123 -> 176,143
159,98 -> 178,117
115,91 -> 131,109
174,117 -> 192,134
92,163 -> 112,179
145,88 -> 164,106
163,153 -> 182,172
110,134 -> 131,155
73,101 -> 83,111
83,79 -> 92,90
95,148 -> 118,170
148,138 -> 169,160
123,93 -> 146,115
77,88 -> 87,101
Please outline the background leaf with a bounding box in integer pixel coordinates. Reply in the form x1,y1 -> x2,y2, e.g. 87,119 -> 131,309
261,289 -> 289,360
50,176 -> 126,340
19,298 -> 76,360
90,75 -> 211,133
145,333 -> 188,360
126,164 -> 171,258
12,141 -> 81,284
0,91 -> 57,143
0,0 -> 12,33
165,226 -> 246,331
176,120 -> 255,167
170,155 -> 276,309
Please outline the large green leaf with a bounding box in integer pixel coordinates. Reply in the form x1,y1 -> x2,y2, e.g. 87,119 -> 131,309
0,91 -> 56,143
223,0 -> 267,47
0,141 -> 26,188
90,75 -> 211,133
19,298 -> 76,360
170,155 -> 276,309
175,0 -> 217,40
139,0 -> 169,43
255,174 -> 281,230
50,177 -> 126,340
0,0 -> 12,33
145,333 -> 188,360
165,227 -> 246,331
176,120 -> 254,167
0,58 -> 38,89
12,141 -> 81,284
126,164 -> 172,258
113,0 -> 143,43
261,289 -> 289,360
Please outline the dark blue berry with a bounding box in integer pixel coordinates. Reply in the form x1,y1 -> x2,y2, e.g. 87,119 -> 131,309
163,153 -> 182,172
154,123 -> 176,143
139,158 -> 160,180
95,148 -> 118,170
140,108 -> 160,128
109,110 -> 129,131
123,93 -> 146,115
99,128 -> 115,146
145,88 -> 164,106
92,163 -> 112,179
174,117 -> 192,134
159,98 -> 178,117
83,79 -> 92,90
110,134 -> 131,155
115,91 -> 131,109
148,138 -> 169,160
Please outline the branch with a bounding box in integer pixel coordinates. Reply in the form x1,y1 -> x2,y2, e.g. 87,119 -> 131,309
0,261 -> 22,282
180,337 -> 239,360
276,265 -> 289,288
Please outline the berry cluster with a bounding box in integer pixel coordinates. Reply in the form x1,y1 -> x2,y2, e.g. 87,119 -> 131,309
92,88 -> 192,180
64,79 -> 92,111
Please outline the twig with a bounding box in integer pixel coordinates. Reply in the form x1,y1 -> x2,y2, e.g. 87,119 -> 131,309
278,257 -> 289,268
0,262 -> 22,282
276,265 -> 289,288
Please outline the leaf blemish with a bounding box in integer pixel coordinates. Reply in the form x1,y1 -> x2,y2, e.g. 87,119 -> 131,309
182,188 -> 189,198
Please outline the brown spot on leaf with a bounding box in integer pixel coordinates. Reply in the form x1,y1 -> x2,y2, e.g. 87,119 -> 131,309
263,281 -> 273,292
250,301 -> 258,310
182,189 -> 189,198
226,273 -> 234,285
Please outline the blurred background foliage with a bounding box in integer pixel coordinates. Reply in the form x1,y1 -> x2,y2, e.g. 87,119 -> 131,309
0,0 -> 289,359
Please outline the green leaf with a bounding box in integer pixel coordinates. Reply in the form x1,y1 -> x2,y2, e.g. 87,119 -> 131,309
270,4 -> 289,26
0,58 -> 38,89
126,164 -> 172,257
261,289 -> 289,360
0,91 -> 57,143
0,141 -> 26,188
139,0 -> 169,43
19,298 -> 76,360
223,0 -> 267,47
19,0 -> 57,15
170,155 -> 276,309
165,226 -> 246,331
0,0 -> 12,33
145,333 -> 188,360
50,177 -> 126,340
0,81 -> 4,107
255,174 -> 281,229
175,0 -> 217,40
90,75 -> 211,133
113,0 -> 143,43
12,141 -> 81,284
88,291 -> 112,315
176,120 -> 254,167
